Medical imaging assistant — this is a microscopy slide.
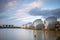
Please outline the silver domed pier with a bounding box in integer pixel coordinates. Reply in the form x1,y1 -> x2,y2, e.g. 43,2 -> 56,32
44,16 -> 57,30
33,19 -> 45,30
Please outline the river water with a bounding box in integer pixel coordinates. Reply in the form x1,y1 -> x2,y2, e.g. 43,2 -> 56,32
0,29 -> 60,40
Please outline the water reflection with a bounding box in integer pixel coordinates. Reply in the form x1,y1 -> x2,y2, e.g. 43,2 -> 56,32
44,30 -> 57,40
0,29 -> 34,40
56,30 -> 60,40
56,36 -> 60,40
0,29 -> 60,40
33,30 -> 60,40
33,30 -> 44,40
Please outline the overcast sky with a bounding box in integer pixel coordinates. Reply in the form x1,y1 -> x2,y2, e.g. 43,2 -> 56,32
0,0 -> 60,26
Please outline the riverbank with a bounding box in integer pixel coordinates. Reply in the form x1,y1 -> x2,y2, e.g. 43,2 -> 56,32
0,27 -> 60,31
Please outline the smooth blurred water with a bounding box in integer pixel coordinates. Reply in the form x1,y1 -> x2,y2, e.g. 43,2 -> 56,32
0,29 -> 60,40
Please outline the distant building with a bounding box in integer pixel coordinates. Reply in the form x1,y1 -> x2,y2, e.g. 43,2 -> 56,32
55,21 -> 60,29
33,19 -> 44,29
22,24 -> 27,28
44,16 -> 57,29
3,25 -> 4,27
26,22 -> 34,29
0,25 -> 14,28
0,26 -> 1,27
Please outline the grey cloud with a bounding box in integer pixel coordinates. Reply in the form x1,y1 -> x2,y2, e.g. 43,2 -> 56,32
29,8 -> 51,16
29,8 -> 60,18
0,0 -> 35,12
0,0 -> 18,12
51,8 -> 60,18
0,0 -> 12,12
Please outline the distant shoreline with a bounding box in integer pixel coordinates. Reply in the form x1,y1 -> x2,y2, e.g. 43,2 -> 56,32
0,27 -> 60,31
0,27 -> 21,29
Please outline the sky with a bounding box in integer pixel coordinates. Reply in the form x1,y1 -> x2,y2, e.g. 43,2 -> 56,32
0,0 -> 60,26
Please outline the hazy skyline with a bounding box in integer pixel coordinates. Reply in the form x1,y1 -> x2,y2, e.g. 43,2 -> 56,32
0,0 -> 60,26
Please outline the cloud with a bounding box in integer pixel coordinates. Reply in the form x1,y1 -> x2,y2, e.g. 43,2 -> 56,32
29,8 -> 60,18
16,9 -> 33,22
5,1 -> 17,9
15,0 -> 44,22
29,8 -> 51,16
15,0 -> 43,14
51,8 -> 60,18
0,0 -> 43,12
0,0 -> 17,12
16,16 -> 44,22
22,0 -> 43,11
16,9 -> 31,18
16,9 -> 44,22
